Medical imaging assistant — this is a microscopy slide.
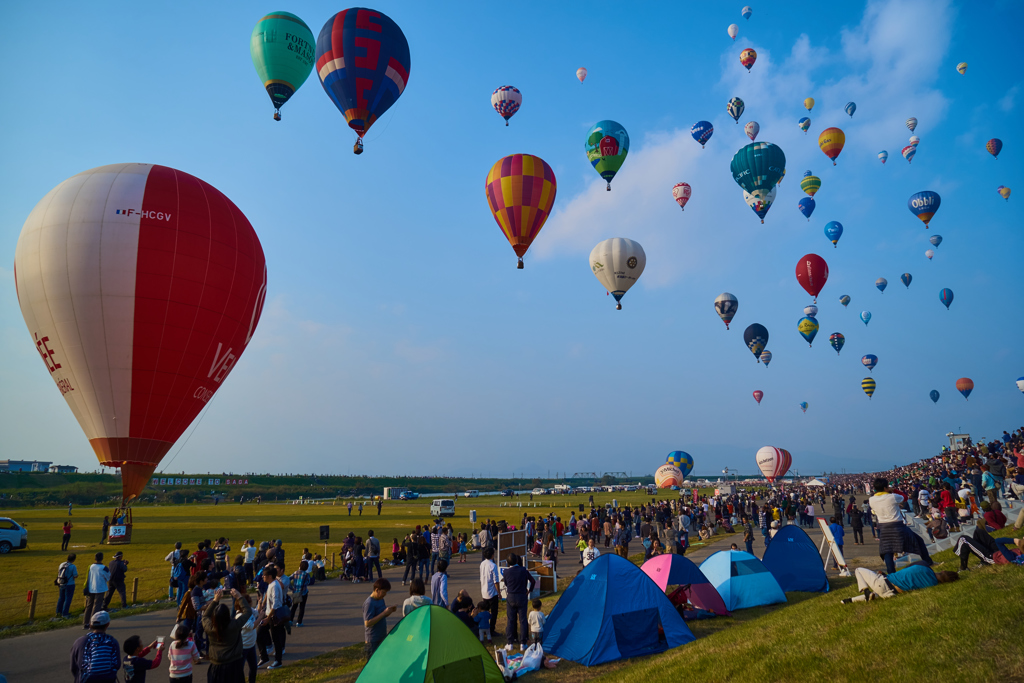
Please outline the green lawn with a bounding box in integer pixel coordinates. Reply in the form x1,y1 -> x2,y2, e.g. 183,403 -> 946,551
0,490 -> 673,627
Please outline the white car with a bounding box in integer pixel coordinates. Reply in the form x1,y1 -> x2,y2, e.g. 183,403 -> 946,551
531,488 -> 547,495
0,517 -> 28,553
430,499 -> 456,517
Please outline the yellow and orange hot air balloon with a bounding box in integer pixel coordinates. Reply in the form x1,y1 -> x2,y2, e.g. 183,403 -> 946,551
818,127 -> 846,165
740,48 -> 757,72
485,154 -> 557,269
804,97 -> 815,111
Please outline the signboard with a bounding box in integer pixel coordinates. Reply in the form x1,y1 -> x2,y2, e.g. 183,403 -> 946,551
108,525 -> 130,544
319,525 -> 330,541
496,529 -> 527,566
816,517 -> 851,577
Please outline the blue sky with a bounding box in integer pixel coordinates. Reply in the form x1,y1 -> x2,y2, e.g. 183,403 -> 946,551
1,0 -> 1022,478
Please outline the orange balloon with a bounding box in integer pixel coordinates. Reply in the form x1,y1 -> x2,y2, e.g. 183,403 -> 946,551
818,127 -> 846,165
484,154 -> 557,269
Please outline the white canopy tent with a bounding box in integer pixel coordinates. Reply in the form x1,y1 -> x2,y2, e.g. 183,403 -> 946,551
805,478 -> 826,487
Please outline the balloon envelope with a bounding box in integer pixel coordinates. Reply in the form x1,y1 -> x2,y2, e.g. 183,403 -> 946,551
672,182 -> 692,210
576,67 -> 587,83
862,377 -> 876,399
907,117 -> 918,132
987,138 -> 1002,159
666,451 -> 694,478
586,120 -> 629,190
740,48 -> 757,71
956,378 -> 974,400
804,97 -> 814,111
840,295 -> 851,308
878,150 -> 888,164
755,446 -> 792,483
957,62 -> 967,74
797,316 -> 819,346
829,332 -> 845,355
800,173 -> 820,197
728,24 -> 739,40
795,253 -> 829,301
902,145 -> 917,164
744,323 -> 770,360
997,186 -> 1011,200
14,164 -> 268,502
925,249 -> 935,260
491,86 -> 522,124
804,305 -> 818,317
901,273 -> 912,288
590,238 -> 645,308
818,127 -> 846,165
798,117 -> 811,132
753,390 -> 763,404
732,143 -> 786,221
250,12 -> 315,117
930,390 -> 940,403
745,121 -> 760,141
798,197 -> 815,220
845,102 -> 856,117
655,464 -> 684,488
1016,378 -> 1024,394
824,221 -> 843,246
876,278 -> 887,293
760,350 -> 772,366
940,288 -> 954,309
742,6 -> 752,19
715,292 -> 739,329
727,97 -> 745,122
929,235 -> 942,247
861,354 -> 878,371
908,191 -> 941,228
799,402 -> 808,413
314,8 -> 411,140
691,121 -> 714,147
860,311 -> 872,325
485,154 -> 557,267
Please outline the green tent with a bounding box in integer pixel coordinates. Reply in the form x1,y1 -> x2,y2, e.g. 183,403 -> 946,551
357,605 -> 505,683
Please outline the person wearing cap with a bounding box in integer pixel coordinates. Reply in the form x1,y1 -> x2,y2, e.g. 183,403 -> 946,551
103,551 -> 129,611
83,552 -> 110,628
70,611 -> 120,683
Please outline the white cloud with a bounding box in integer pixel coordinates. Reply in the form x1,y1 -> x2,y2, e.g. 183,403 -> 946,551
998,84 -> 1020,112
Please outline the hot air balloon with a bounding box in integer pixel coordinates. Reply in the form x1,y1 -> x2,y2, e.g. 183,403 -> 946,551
667,451 -> 695,478
798,197 -> 816,221
800,172 -> 820,197
728,24 -> 739,40
799,402 -> 808,413
576,67 -> 587,83
804,97 -> 814,111
691,121 -> 714,148
14,164 -> 268,503
655,464 -> 684,488
840,295 -> 851,308
1017,377 -> 1024,393
728,97 -> 745,123
795,253 -> 829,302
590,238 -> 645,309
845,102 -> 857,117
740,48 -> 757,72
743,187 -> 777,223
901,273 -> 912,288
940,288 -> 954,310
930,235 -> 942,247
753,390 -> 763,404
744,323 -> 769,360
925,249 -> 935,260
987,139 -> 1003,159
878,150 -> 888,164
862,354 -> 878,372
829,332 -> 845,355
824,221 -> 843,247
250,12 -> 315,121
672,182 -> 692,211
804,305 -> 818,317
906,117 -> 918,132
586,120 -> 629,191
901,145 -> 917,164
909,135 -> 920,147
760,350 -> 772,366
861,311 -> 872,325
957,62 -> 967,74
997,186 -> 1011,201
755,446 -> 792,483
862,377 -> 876,399
731,142 -> 787,223
956,378 -> 973,400
491,86 -> 522,126
818,127 -> 846,165
930,390 -> 940,403
745,121 -> 760,141
485,154 -> 557,269
908,191 -> 941,228
742,6 -> 752,20
315,9 -> 411,153
876,278 -> 887,293
797,316 -> 819,347
715,292 -> 739,329
798,117 -> 811,133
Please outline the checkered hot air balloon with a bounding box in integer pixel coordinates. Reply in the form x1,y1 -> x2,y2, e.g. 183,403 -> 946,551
491,86 -> 522,126
666,451 -> 694,478
728,97 -> 745,123
485,154 -> 557,269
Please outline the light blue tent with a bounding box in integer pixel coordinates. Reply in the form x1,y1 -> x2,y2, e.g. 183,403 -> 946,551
699,550 -> 787,610
542,554 -> 694,666
761,524 -> 830,592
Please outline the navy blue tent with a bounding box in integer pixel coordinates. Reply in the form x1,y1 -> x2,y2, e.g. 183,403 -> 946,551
542,554 -> 694,666
761,524 -> 830,592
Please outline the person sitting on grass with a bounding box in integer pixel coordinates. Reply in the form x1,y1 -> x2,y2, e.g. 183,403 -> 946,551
984,501 -> 1007,531
841,562 -> 959,603
121,634 -> 163,683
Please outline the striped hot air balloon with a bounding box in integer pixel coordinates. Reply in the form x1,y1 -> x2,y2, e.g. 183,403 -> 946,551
862,377 -> 877,399
818,127 -> 845,165
485,154 -> 557,269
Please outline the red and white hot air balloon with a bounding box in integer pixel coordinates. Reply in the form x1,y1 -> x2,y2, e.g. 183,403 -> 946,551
576,67 -> 587,83
672,182 -> 692,211
14,164 -> 267,503
755,446 -> 792,483
753,390 -> 763,404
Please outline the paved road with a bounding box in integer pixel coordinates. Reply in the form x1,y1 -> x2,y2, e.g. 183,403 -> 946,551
0,504 -> 884,682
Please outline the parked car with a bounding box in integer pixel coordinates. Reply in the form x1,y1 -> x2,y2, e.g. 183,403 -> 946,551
0,517 -> 28,553
430,499 -> 456,517
500,489 -> 514,497
399,491 -> 419,500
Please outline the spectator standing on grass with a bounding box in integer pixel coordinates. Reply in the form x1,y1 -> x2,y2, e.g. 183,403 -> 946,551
401,535 -> 417,585
366,531 -> 382,581
83,552 -> 110,628
62,520 -> 73,551
363,578 -> 397,660
56,553 -> 79,617
237,594 -> 258,683
479,548 -> 501,634
981,466 -> 999,508
70,611 -> 119,683
869,478 -> 908,574
100,516 -> 110,545
741,515 -> 755,555
500,553 -> 535,652
103,551 -> 129,611
165,542 -> 182,601
347,501 -> 353,516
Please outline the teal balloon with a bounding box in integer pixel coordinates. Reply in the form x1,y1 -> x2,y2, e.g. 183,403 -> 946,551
860,311 -> 871,325
731,142 -> 786,196
824,221 -> 843,247
799,401 -> 808,413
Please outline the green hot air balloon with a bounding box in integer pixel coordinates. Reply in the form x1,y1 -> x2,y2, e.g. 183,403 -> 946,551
731,142 -> 787,223
586,120 -> 630,190
251,11 -> 316,121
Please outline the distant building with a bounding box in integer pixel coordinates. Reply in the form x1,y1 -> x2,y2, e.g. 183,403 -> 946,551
49,465 -> 79,474
0,460 -> 53,472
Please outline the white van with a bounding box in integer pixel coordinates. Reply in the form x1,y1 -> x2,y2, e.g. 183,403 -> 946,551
464,490 -> 480,498
430,499 -> 456,517
0,517 -> 28,553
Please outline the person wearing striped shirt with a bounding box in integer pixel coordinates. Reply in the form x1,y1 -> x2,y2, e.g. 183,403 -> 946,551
167,623 -> 200,681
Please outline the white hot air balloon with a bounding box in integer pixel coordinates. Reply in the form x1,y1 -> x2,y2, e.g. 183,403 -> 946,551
804,305 -> 818,317
714,292 -> 739,329
755,446 -> 792,483
672,182 -> 692,210
728,24 -> 739,40
576,67 -> 587,83
590,238 -> 646,310
909,135 -> 920,147
906,117 -> 918,132
655,464 -> 684,488
744,120 -> 759,141
925,249 -> 935,260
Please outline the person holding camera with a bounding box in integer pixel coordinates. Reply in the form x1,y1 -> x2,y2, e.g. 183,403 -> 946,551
103,551 -> 129,611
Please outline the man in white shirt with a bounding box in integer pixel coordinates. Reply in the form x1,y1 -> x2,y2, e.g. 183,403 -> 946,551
83,552 -> 110,628
582,537 -> 601,567
479,548 -> 500,633
257,566 -> 286,669
869,478 -> 915,574
244,540 -> 259,584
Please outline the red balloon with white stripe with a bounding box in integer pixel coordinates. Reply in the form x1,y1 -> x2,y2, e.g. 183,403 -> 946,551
13,164 -> 267,503
755,446 -> 792,483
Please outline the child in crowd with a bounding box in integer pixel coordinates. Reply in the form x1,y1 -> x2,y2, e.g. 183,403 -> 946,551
473,600 -> 492,644
121,634 -> 163,682
528,599 -> 546,645
458,533 -> 468,562
167,624 -> 200,682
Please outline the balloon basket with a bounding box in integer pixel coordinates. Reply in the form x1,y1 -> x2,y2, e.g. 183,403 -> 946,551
606,183 -> 611,191
273,111 -> 281,122
615,303 -> 622,310
517,258 -> 524,270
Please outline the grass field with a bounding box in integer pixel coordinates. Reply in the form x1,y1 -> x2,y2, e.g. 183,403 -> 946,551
0,490 -> 671,627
